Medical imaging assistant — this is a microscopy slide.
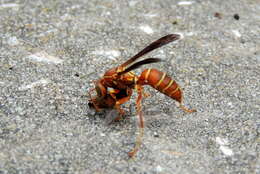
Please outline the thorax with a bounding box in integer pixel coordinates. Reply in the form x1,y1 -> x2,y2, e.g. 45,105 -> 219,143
103,67 -> 137,89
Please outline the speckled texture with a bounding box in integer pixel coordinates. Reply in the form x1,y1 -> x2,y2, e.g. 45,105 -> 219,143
0,0 -> 259,173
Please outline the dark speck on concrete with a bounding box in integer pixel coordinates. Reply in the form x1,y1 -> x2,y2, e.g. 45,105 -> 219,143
233,14 -> 240,20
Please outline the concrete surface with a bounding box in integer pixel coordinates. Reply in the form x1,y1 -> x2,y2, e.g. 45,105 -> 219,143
0,0 -> 259,173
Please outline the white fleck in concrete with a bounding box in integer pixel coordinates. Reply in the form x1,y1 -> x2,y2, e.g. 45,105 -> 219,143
216,137 -> 234,156
139,25 -> 154,34
92,50 -> 121,60
219,145 -> 234,156
156,165 -> 163,173
0,3 -> 19,9
185,32 -> 195,36
7,36 -> 19,46
100,133 -> 106,137
19,79 -> 51,91
128,1 -> 138,7
27,51 -> 63,64
216,137 -> 229,146
144,13 -> 158,18
178,1 -> 194,6
231,30 -> 241,38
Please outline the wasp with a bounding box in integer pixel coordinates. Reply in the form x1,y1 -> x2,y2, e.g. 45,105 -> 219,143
88,34 -> 196,157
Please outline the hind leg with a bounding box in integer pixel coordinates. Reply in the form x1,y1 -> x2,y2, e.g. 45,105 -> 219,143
178,93 -> 196,113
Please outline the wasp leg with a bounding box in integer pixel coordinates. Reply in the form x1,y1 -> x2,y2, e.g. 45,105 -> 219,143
143,91 -> 150,98
113,89 -> 133,121
179,104 -> 196,113
128,85 -> 144,158
108,89 -> 120,99
88,88 -> 102,112
178,95 -> 196,113
113,105 -> 126,121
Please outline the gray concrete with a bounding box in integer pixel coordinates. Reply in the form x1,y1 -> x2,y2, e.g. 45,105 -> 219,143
0,0 -> 259,173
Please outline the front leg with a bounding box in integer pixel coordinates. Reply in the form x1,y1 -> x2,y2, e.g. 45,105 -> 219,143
88,88 -> 102,112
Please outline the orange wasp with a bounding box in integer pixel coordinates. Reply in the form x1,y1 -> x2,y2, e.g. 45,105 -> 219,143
88,34 -> 196,157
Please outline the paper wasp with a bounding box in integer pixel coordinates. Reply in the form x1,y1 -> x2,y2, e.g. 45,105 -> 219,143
88,34 -> 196,157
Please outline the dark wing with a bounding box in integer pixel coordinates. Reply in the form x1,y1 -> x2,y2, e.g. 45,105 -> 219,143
121,34 -> 180,67
118,58 -> 162,75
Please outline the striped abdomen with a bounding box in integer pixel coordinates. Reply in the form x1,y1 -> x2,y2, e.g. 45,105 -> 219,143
138,68 -> 182,103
